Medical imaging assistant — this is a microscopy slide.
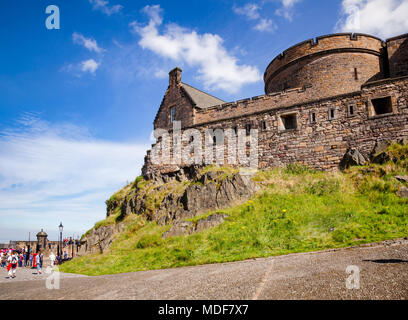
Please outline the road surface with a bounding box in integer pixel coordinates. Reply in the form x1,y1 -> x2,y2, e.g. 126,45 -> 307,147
1,239 -> 407,300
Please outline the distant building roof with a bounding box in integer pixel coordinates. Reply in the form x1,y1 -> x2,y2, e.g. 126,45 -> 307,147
181,83 -> 225,109
36,229 -> 48,237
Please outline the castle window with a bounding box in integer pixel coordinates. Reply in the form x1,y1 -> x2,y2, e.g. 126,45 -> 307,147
328,108 -> 336,120
233,126 -> 238,135
280,114 -> 297,130
354,68 -> 359,80
310,112 -> 316,124
348,104 -> 355,117
261,121 -> 267,131
170,107 -> 176,123
371,97 -> 393,115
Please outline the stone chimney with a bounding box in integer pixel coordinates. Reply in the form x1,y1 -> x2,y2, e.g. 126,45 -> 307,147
169,67 -> 182,87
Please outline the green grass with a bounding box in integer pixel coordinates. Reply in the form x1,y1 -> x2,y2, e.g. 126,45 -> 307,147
61,145 -> 408,276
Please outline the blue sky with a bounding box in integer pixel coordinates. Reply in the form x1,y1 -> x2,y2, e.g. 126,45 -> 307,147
1,0 -> 407,242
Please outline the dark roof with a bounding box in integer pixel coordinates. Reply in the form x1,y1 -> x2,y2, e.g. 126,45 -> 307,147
181,83 -> 225,109
36,229 -> 48,237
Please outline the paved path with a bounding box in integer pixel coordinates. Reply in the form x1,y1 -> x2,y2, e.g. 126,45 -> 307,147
0,267 -> 86,284
1,240 -> 408,300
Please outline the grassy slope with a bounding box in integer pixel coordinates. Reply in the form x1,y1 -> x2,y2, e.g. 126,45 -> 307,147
60,145 -> 408,276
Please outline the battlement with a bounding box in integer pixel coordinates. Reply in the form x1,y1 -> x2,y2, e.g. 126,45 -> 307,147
265,33 -> 384,81
194,85 -> 313,125
264,33 -> 386,99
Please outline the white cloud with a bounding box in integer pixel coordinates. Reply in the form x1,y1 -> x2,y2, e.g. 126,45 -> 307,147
276,0 -> 302,21
141,4 -> 163,25
335,0 -> 408,39
89,0 -> 123,16
72,32 -> 104,53
234,1 -> 298,30
233,3 -> 261,20
80,59 -> 100,74
154,69 -> 168,79
0,114 -> 149,239
130,5 -> 261,94
254,18 -> 277,32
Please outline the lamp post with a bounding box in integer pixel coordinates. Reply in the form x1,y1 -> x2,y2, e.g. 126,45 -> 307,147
58,222 -> 63,260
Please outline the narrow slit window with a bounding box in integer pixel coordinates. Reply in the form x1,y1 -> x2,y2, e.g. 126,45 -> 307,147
371,97 -> 393,115
310,112 -> 316,123
170,107 -> 176,123
349,105 -> 354,116
329,108 -> 336,120
233,126 -> 238,135
245,124 -> 251,136
354,68 -> 358,80
262,121 -> 267,131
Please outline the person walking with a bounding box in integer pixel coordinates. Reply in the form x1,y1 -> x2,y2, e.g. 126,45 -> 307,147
7,251 -> 18,278
18,253 -> 23,268
0,251 -> 6,268
29,253 -> 33,267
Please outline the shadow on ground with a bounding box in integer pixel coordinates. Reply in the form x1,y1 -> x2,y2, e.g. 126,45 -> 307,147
363,259 -> 408,264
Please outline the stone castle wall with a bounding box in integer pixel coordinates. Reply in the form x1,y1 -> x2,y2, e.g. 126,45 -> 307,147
387,34 -> 408,78
142,76 -> 408,177
142,33 -> 408,177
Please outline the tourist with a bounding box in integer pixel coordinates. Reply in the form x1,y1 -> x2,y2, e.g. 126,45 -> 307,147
7,251 -> 18,278
63,251 -> 68,260
18,253 -> 23,268
49,252 -> 56,267
32,253 -> 37,269
0,251 -> 6,268
29,253 -> 33,267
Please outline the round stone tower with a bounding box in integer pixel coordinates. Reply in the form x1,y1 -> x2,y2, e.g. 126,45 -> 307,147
264,33 -> 386,99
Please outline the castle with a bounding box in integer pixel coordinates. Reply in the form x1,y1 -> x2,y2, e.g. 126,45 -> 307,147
142,33 -> 408,178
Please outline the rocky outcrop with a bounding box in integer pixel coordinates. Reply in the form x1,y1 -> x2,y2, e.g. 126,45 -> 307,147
395,176 -> 408,183
79,166 -> 260,255
340,148 -> 367,169
370,139 -> 408,164
397,187 -> 408,198
162,213 -> 228,238
119,169 -> 259,226
77,223 -> 125,256
341,139 -> 408,170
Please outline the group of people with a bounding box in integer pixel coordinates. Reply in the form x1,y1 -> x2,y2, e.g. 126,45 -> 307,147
0,248 -> 68,279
